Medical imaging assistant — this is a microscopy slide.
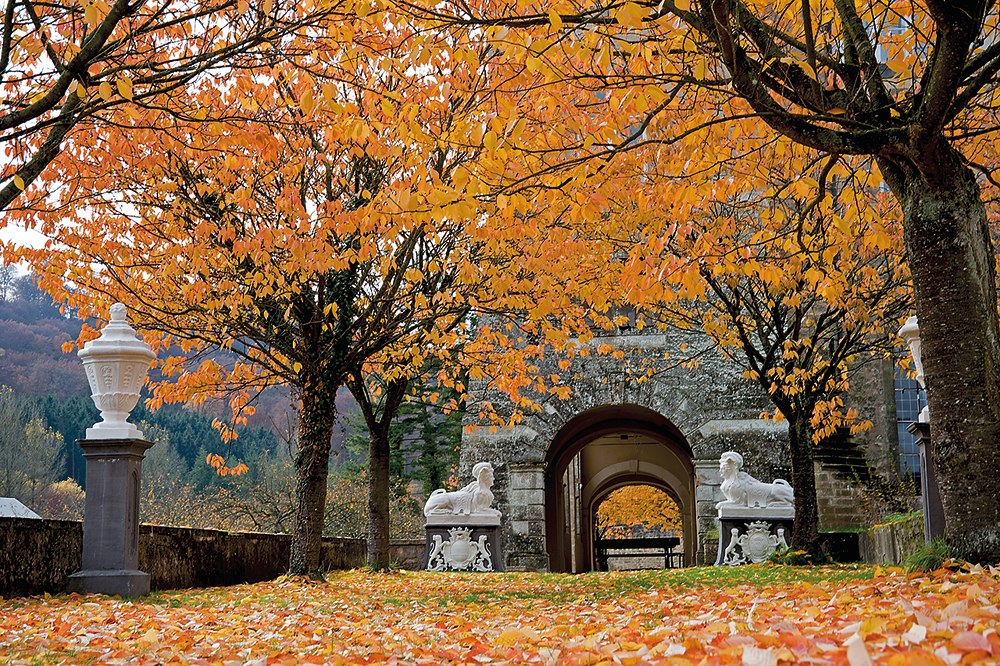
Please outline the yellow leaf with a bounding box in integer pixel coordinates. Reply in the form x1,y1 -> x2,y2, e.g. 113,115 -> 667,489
84,3 -> 99,25
116,76 -> 133,100
616,2 -> 645,28
793,59 -> 816,79
860,617 -> 886,636
293,361 -> 303,373
548,9 -> 563,30
300,88 -> 315,114
98,81 -> 113,100
13,175 -> 25,190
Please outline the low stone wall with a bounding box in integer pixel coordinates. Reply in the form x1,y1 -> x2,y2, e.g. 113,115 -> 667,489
390,539 -> 427,570
0,518 -> 426,597
859,513 -> 924,565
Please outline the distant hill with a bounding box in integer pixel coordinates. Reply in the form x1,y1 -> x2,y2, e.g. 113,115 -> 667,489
0,270 -> 359,478
0,278 -> 88,399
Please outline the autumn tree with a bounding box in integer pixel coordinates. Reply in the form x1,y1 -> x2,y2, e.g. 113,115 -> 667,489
5,11 -> 522,575
580,143 -> 908,552
341,356 -> 464,566
0,0 -> 342,211
400,0 -> 1000,562
0,386 -> 62,509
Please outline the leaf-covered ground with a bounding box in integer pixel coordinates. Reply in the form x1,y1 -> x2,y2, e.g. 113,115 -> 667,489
1,564 -> 998,664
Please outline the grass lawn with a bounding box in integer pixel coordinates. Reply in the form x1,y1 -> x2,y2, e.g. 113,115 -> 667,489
1,564 -> 998,664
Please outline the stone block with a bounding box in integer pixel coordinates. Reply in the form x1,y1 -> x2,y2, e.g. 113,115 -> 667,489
507,504 -> 545,522
506,553 -> 549,572
696,484 -> 719,501
508,469 -> 545,492
506,488 -> 544,508
67,569 -> 149,596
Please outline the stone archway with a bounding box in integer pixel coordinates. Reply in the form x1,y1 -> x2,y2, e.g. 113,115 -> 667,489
543,404 -> 696,572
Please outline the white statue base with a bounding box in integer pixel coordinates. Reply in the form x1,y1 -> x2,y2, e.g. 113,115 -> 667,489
86,422 -> 145,440
425,513 -> 500,527
718,504 -> 794,521
423,462 -> 504,572
714,451 -> 795,565
425,524 -> 503,572
715,511 -> 794,565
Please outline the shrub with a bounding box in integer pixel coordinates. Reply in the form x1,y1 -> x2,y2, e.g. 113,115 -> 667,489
904,537 -> 950,572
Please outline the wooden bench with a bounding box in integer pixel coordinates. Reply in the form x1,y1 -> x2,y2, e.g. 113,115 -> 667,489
594,536 -> 682,570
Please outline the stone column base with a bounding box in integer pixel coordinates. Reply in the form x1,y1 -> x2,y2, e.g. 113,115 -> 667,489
67,569 -> 150,596
715,507 -> 794,565
425,524 -> 504,572
504,554 -> 549,572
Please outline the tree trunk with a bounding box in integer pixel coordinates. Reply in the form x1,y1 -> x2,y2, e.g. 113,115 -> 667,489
896,152 -> 1000,563
367,427 -> 392,570
289,386 -> 336,577
785,413 -> 821,557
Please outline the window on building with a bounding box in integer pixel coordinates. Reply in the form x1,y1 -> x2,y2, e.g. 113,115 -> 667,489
894,360 -> 927,483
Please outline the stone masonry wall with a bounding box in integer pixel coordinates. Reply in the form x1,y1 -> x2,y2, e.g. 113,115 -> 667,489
815,464 -> 865,530
461,332 -> 791,570
0,518 -> 425,597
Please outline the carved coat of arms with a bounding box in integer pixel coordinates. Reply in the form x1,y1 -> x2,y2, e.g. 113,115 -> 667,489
428,527 -> 494,572
723,521 -> 788,565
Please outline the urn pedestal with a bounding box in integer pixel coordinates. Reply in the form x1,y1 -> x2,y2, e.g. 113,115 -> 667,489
68,304 -> 156,596
67,438 -> 154,596
425,516 -> 504,572
909,421 -> 945,542
715,506 -> 794,566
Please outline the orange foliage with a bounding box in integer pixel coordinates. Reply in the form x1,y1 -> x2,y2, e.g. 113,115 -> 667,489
596,485 -> 682,538
2,566 -> 999,663
0,0 -> 319,210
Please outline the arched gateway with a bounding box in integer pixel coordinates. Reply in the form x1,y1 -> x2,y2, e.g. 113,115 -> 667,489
545,405 -> 695,571
459,332 -> 794,571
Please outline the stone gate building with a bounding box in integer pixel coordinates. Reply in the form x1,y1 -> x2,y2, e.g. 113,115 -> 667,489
459,329 -> 906,571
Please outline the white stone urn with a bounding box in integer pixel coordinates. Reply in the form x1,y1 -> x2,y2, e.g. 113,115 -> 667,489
78,303 -> 156,439
898,315 -> 930,423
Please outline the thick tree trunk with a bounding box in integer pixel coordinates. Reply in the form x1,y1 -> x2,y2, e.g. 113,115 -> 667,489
897,153 -> 1000,563
289,386 -> 336,577
786,413 -> 821,557
367,428 -> 392,570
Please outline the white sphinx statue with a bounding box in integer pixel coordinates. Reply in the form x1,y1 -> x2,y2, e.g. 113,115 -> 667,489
424,462 -> 501,523
716,451 -> 794,509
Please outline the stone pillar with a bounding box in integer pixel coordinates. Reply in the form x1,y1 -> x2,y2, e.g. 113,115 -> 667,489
506,464 -> 549,571
68,438 -> 153,596
694,459 -> 722,564
908,421 -> 944,542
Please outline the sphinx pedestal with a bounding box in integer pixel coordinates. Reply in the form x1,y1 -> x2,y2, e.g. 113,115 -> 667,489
67,438 -> 153,596
715,505 -> 794,566
425,515 -> 504,572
